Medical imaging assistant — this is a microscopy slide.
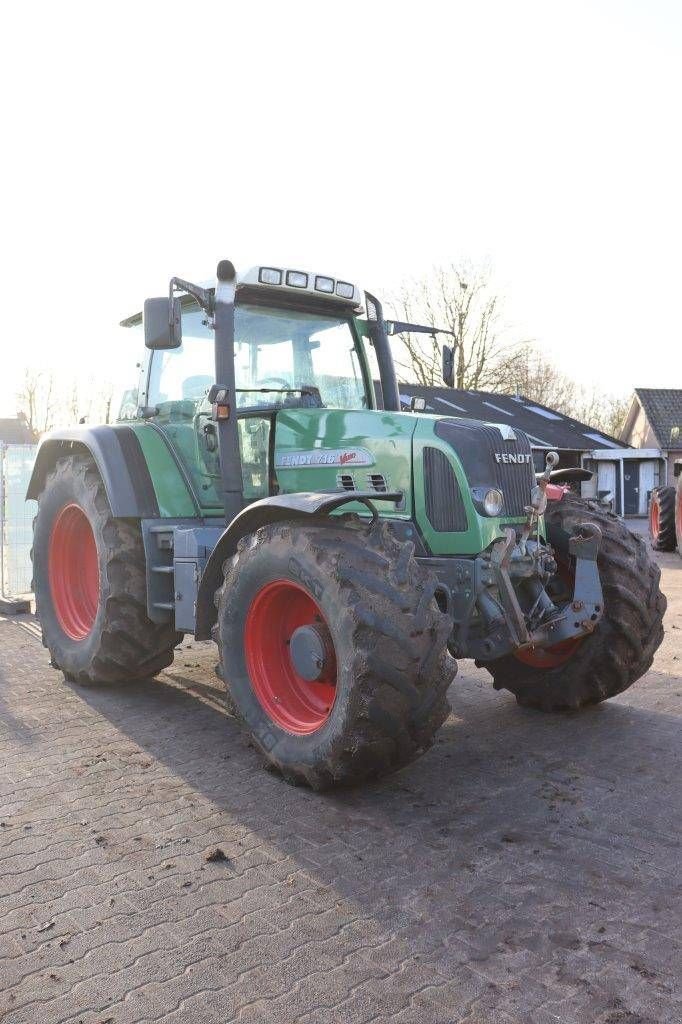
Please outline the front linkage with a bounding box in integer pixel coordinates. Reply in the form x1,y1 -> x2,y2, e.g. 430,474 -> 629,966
424,452 -> 604,663
425,521 -> 602,663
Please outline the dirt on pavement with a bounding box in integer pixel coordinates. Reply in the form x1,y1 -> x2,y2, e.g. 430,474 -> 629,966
0,531 -> 680,1024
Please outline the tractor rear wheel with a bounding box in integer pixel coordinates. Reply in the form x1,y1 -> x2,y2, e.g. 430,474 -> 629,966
649,486 -> 676,551
486,493 -> 666,711
214,519 -> 454,789
32,453 -> 180,685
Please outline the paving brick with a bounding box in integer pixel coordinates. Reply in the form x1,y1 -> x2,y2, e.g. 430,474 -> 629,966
0,547 -> 680,1023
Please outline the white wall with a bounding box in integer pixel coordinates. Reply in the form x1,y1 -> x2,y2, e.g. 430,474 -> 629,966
626,403 -> 660,448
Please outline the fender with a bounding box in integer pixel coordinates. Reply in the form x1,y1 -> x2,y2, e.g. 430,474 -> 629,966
195,489 -> 402,639
26,426 -> 160,518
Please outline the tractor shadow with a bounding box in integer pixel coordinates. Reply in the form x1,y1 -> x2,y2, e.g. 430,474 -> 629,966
67,646 -> 682,1000
73,649 -> 682,846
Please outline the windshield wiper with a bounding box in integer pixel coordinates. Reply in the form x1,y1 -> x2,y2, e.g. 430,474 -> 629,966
235,387 -> 317,395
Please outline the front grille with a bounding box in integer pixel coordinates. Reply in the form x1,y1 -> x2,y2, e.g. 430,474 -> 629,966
423,447 -> 468,532
434,420 -> 534,517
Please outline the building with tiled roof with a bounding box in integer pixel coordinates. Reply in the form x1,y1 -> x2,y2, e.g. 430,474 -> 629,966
620,389 -> 682,487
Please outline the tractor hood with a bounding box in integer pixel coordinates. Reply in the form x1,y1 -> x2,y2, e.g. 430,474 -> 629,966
273,407 -> 538,555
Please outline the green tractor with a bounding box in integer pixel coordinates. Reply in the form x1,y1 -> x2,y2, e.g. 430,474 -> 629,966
28,261 -> 666,788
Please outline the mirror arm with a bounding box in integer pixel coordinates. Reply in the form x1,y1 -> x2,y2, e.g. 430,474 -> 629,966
169,277 -> 214,314
385,320 -> 456,338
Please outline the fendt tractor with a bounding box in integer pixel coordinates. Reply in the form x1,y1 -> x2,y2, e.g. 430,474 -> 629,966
29,261 -> 666,788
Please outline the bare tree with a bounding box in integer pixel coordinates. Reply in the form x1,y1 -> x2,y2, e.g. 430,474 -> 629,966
571,391 -> 630,440
503,344 -> 579,411
89,384 -> 114,425
16,370 -> 57,436
502,344 -> 628,438
16,370 -> 40,436
16,370 -> 115,436
388,266 -> 629,438
388,262 -> 523,390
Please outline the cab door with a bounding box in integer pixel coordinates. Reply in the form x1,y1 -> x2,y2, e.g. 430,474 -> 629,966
146,302 -> 222,509
146,301 -> 273,510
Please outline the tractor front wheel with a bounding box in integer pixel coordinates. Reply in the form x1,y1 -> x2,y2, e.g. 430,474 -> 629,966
32,454 -> 181,685
486,494 -> 666,711
214,519 -> 454,789
649,486 -> 676,551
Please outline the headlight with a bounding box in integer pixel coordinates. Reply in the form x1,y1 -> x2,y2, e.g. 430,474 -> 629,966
336,281 -> 354,299
483,488 -> 504,516
315,275 -> 335,293
286,270 -> 308,288
259,267 -> 282,285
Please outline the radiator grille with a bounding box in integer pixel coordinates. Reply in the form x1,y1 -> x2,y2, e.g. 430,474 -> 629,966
434,420 -> 534,517
423,447 -> 468,532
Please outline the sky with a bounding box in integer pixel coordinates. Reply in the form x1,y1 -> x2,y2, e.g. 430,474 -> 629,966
1,0 -> 680,418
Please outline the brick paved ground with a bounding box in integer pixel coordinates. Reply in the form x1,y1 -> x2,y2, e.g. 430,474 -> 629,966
0,543 -> 680,1024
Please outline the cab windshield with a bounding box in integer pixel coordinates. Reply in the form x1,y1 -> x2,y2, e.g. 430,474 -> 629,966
150,302 -> 371,413
234,303 -> 369,410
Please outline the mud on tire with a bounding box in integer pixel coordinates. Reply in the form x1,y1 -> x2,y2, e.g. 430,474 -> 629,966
214,519 -> 455,789
32,454 -> 181,685
486,494 -> 666,711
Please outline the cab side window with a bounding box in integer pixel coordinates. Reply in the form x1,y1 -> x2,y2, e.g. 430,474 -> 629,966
147,305 -> 214,414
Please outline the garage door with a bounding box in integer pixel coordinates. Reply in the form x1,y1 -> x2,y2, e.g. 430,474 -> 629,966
597,461 -> 618,513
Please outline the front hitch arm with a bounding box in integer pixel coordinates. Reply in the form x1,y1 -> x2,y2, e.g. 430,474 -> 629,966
526,522 -> 604,649
490,523 -> 604,654
490,529 -> 530,647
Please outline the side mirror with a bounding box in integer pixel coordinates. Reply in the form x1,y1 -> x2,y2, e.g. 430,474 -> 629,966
144,297 -> 182,350
442,344 -> 455,387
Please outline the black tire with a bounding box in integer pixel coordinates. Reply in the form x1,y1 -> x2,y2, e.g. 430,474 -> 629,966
676,475 -> 682,555
486,494 -> 666,711
649,486 -> 676,551
32,453 -> 181,685
214,519 -> 455,789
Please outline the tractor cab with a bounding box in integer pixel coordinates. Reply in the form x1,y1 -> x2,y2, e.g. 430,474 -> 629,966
120,265 -> 390,512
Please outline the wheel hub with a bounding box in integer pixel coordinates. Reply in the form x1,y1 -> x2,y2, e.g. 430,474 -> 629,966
244,579 -> 338,734
289,623 -> 333,681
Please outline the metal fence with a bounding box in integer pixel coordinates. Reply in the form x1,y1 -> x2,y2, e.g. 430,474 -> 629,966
0,443 -> 38,601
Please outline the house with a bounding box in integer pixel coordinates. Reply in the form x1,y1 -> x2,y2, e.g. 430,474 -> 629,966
620,389 -> 682,487
374,382 -> 664,516
0,415 -> 35,444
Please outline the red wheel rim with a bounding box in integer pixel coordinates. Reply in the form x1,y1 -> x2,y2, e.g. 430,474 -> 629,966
515,637 -> 583,669
48,504 -> 100,640
514,555 -> 583,669
244,580 -> 337,734
650,498 -> 660,541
